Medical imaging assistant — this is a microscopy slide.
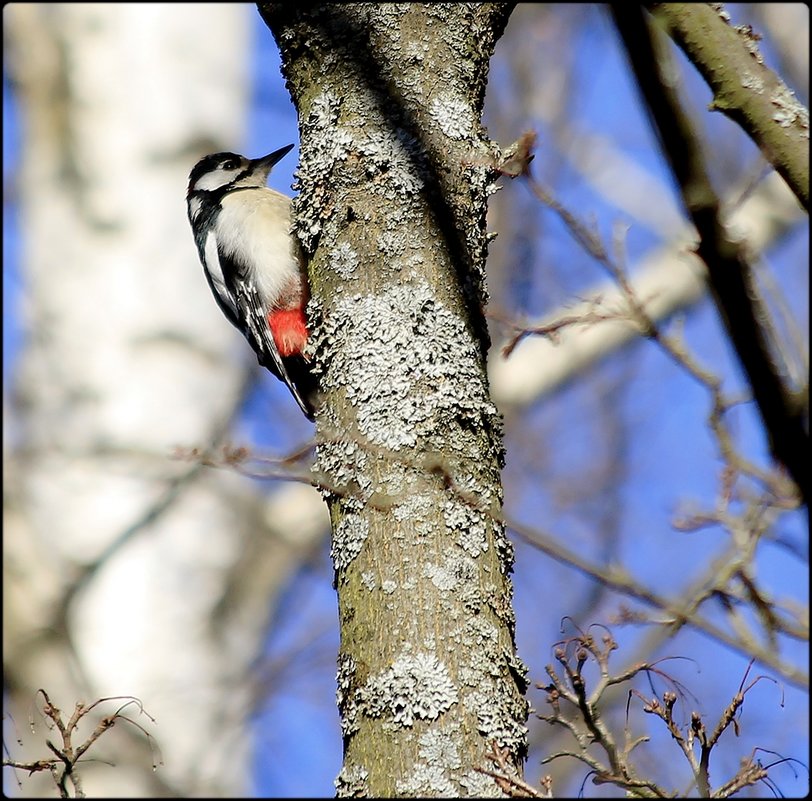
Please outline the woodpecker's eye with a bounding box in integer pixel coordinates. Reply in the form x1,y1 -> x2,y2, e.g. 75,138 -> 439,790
220,158 -> 241,171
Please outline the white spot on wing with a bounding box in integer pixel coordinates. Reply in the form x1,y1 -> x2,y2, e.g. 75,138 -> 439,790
204,231 -> 237,317
188,196 -> 202,222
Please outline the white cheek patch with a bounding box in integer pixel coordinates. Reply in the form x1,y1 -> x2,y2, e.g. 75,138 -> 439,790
193,167 -> 243,192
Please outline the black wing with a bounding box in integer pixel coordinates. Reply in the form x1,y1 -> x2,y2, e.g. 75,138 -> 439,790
214,242 -> 314,420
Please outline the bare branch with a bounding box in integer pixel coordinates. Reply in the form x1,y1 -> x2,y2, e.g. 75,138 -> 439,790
611,4 -> 809,507
649,3 -> 809,211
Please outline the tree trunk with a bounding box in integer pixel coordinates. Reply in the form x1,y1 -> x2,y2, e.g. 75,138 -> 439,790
260,4 -> 527,796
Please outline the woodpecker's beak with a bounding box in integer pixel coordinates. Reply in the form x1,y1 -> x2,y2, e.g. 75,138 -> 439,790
251,144 -> 295,180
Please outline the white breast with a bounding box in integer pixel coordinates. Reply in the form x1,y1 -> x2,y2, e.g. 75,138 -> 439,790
216,188 -> 304,308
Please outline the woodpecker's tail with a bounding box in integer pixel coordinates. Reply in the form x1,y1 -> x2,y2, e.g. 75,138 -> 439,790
262,352 -> 317,421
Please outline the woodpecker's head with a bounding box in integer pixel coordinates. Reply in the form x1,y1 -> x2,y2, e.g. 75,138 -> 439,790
186,144 -> 294,198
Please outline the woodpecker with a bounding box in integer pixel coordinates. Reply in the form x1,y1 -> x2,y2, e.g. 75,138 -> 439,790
186,145 -> 315,420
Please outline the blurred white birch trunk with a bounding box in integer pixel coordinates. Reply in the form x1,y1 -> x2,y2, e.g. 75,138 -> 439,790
3,5 -> 326,797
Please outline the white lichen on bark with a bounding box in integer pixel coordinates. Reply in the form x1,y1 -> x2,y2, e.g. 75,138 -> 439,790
264,4 -> 526,796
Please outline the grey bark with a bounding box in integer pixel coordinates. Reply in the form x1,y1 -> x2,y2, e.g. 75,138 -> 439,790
260,3 -> 527,797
